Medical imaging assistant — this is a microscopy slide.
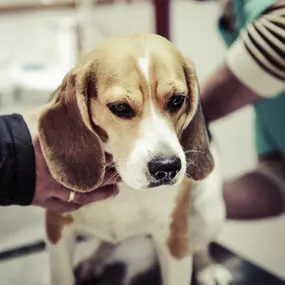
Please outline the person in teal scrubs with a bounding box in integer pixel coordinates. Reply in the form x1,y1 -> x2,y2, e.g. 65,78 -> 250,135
198,0 -> 285,219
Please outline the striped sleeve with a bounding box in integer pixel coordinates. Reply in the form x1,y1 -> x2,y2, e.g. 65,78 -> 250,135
226,1 -> 285,97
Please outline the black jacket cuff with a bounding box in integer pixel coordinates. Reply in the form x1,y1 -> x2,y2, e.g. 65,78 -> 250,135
0,114 -> 35,206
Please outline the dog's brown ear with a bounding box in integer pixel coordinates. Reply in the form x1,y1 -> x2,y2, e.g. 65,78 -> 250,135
38,71 -> 105,192
180,60 -> 214,181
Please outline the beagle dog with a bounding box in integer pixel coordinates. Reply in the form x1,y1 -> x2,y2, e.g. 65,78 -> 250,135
26,33 -> 232,285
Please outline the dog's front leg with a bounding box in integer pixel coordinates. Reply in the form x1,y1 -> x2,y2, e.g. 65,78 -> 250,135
45,211 -> 76,285
153,237 -> 192,285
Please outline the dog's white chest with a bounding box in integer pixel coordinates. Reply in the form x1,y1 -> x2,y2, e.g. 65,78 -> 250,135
73,183 -> 178,243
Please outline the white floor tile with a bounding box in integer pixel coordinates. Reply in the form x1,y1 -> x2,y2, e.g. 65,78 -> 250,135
0,206 -> 45,251
0,252 -> 49,285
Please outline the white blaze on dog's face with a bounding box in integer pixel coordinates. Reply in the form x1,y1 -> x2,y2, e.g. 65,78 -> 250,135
89,34 -> 199,190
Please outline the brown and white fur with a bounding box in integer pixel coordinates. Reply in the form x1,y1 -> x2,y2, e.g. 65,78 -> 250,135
24,33 -> 232,285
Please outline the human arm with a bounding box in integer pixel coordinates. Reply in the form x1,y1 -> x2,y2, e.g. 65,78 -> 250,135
201,3 -> 285,122
0,114 -> 119,212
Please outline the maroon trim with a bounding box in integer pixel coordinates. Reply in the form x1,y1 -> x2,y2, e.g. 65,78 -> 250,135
153,0 -> 171,40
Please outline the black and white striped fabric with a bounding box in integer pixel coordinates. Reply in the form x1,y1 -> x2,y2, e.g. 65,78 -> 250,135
226,0 -> 285,97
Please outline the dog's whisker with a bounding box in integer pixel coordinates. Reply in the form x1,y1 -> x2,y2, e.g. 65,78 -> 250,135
104,171 -> 120,186
187,160 -> 196,166
186,159 -> 196,167
105,160 -> 116,169
185,171 -> 193,179
105,160 -> 115,166
186,157 -> 194,163
97,163 -> 118,183
113,173 -> 121,184
184,149 -> 205,155
105,165 -> 116,172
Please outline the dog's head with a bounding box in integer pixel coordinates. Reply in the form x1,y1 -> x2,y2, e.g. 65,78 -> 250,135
38,34 -> 214,192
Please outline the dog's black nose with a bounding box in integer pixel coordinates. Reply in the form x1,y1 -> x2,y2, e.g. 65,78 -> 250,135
148,156 -> 182,181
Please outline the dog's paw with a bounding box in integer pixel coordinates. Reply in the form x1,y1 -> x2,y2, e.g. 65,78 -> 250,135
75,260 -> 128,285
74,260 -> 101,285
196,264 -> 233,285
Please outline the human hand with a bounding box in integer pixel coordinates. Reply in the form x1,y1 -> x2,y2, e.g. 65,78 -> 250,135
32,138 -> 120,213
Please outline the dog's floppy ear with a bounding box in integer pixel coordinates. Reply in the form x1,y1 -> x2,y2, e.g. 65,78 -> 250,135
180,59 -> 214,181
38,70 -> 105,192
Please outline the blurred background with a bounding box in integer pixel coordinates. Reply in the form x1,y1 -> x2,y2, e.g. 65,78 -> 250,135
0,0 -> 284,284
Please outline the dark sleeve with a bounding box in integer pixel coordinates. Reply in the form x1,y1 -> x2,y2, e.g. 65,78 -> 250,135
0,114 -> 35,206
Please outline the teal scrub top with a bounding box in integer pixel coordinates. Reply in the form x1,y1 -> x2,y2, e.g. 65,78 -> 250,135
218,0 -> 285,156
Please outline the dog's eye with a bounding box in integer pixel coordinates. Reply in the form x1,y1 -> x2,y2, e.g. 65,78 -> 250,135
107,102 -> 135,119
167,95 -> 185,113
